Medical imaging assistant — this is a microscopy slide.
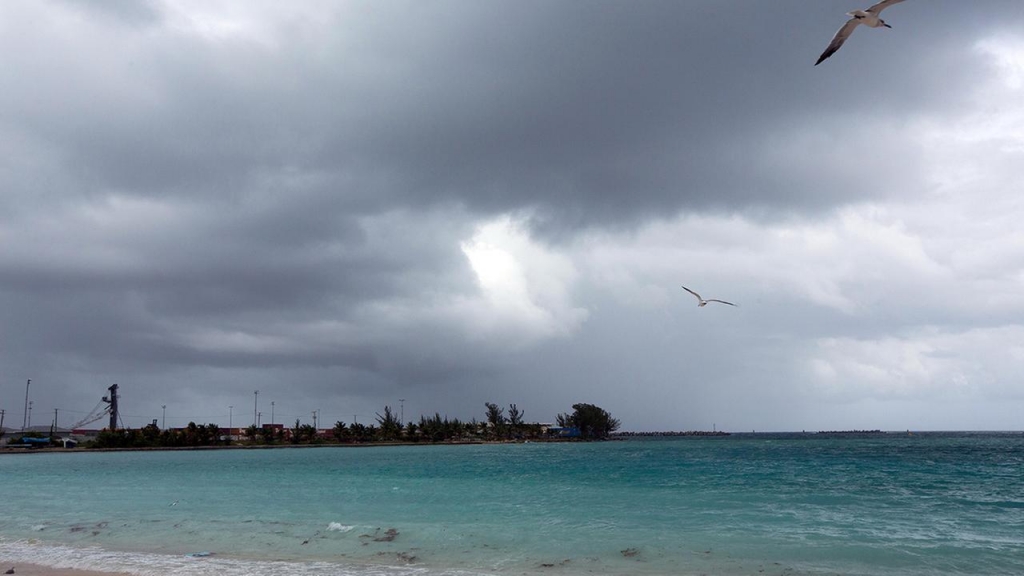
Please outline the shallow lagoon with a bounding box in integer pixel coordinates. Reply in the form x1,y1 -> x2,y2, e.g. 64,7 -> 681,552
2,433 -> 1023,575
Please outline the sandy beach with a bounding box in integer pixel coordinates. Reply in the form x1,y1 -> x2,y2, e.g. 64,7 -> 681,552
0,566 -> 129,576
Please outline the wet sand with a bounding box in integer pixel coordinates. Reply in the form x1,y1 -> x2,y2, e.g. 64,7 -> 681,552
0,565 -> 129,576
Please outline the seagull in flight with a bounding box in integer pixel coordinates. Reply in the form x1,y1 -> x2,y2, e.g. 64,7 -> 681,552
815,0 -> 906,66
681,286 -> 737,308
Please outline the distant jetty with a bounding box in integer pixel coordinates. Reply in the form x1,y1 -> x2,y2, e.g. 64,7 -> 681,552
816,429 -> 884,435
613,430 -> 730,437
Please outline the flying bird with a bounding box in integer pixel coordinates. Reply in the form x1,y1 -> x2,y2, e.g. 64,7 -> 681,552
815,0 -> 906,66
681,286 -> 737,308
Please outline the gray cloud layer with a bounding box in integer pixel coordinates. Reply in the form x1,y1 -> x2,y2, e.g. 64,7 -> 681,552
2,1 -> 1023,431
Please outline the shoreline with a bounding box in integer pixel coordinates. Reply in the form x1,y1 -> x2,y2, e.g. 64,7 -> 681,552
0,564 -> 129,576
0,437 -> 596,456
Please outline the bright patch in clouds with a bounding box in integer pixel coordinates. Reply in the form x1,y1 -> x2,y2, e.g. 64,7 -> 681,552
462,216 -> 588,342
976,36 -> 1024,89
808,326 -> 1024,402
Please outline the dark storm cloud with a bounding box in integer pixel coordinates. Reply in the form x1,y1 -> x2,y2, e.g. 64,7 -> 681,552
2,1 -> 1023,432
8,1 -> 1013,227
299,0 -> 1017,228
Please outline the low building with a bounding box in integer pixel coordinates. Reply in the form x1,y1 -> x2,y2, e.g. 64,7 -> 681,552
71,428 -> 103,440
546,426 -> 581,438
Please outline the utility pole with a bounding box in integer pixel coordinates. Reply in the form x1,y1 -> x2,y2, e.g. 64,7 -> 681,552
54,408 -> 59,429
257,411 -> 261,427
1,409 -> 6,435
27,400 -> 33,429
399,399 -> 405,424
162,405 -> 166,429
271,401 -> 275,426
253,390 -> 259,427
228,405 -> 233,439
312,410 -> 317,430
23,379 -> 31,431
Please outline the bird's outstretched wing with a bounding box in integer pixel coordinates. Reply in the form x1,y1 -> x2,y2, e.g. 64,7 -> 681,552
705,299 -> 737,307
866,0 -> 906,16
816,18 -> 861,66
681,286 -> 703,302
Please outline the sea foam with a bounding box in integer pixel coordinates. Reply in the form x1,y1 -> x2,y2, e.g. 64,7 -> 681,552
0,539 -> 450,576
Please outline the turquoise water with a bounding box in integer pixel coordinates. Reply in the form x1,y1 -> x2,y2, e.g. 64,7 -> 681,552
2,433 -> 1023,575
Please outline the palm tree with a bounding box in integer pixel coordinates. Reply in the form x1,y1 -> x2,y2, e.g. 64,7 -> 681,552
405,421 -> 419,441
349,422 -> 373,442
332,420 -> 350,443
507,403 -> 524,439
375,406 -> 402,441
484,402 -> 506,439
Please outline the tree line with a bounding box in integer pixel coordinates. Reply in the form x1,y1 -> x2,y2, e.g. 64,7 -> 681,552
82,402 -> 619,449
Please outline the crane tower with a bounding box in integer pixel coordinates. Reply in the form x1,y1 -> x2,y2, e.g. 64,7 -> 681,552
102,384 -> 119,430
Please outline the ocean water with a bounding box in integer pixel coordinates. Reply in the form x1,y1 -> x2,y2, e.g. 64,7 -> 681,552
2,433 -> 1023,576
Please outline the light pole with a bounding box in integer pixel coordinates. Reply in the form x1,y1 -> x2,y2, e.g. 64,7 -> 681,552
399,399 -> 405,424
161,405 -> 166,429
271,401 -> 275,426
253,390 -> 259,427
229,405 -> 233,439
27,400 -> 33,429
22,379 -> 31,431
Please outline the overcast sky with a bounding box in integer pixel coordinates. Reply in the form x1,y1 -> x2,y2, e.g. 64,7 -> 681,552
2,0 -> 1023,433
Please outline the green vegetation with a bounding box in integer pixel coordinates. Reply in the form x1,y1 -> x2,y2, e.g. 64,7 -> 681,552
556,403 -> 621,439
90,422 -> 226,449
66,402 -> 619,449
375,406 -> 402,441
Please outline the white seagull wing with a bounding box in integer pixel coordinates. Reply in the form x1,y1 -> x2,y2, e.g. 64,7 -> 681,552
815,18 -> 862,66
866,0 -> 906,16
681,286 -> 703,302
705,299 -> 737,307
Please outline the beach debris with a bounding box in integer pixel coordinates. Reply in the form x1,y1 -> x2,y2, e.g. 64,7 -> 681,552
621,548 -> 640,557
396,551 -> 417,563
169,500 -> 179,507
539,559 -> 571,568
376,551 -> 418,563
5,567 -> 14,574
361,527 -> 400,543
185,552 -> 212,558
